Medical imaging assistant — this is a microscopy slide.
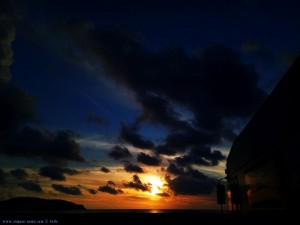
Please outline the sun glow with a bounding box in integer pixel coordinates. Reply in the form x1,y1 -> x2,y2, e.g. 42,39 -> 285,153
146,175 -> 164,196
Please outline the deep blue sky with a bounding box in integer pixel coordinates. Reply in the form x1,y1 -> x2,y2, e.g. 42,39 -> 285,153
11,0 -> 300,138
1,0 -> 299,208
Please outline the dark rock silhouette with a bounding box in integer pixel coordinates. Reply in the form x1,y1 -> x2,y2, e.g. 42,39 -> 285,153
0,197 -> 85,211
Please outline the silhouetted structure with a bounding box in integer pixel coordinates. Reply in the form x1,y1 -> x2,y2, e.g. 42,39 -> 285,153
226,56 -> 300,213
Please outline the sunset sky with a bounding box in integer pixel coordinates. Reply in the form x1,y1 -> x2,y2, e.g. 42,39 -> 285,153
0,0 -> 299,209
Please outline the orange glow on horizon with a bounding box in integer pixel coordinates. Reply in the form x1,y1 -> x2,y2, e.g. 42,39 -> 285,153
0,167 -> 220,210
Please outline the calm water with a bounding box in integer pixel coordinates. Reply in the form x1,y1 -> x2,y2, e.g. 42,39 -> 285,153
61,209 -> 221,213
1,210 -> 293,225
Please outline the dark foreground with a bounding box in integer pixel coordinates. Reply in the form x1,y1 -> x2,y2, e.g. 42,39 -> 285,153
0,210 -> 297,225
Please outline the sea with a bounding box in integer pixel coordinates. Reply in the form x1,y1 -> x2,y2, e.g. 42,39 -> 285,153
0,210 -> 232,225
0,209 -> 294,225
65,209 -> 221,213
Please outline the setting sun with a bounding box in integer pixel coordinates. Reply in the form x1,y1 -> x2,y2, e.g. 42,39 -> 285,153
146,176 -> 164,196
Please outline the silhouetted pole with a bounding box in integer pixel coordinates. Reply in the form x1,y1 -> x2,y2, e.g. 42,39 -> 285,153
217,177 -> 226,214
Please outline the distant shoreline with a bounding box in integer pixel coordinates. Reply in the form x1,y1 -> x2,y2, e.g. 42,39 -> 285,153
0,197 -> 85,211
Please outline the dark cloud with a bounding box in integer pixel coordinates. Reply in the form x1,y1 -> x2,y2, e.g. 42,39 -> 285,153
0,84 -> 36,142
60,24 -> 267,168
0,169 -> 5,184
154,145 -> 177,156
119,123 -> 154,149
18,181 -> 43,193
4,126 -> 84,164
52,184 -> 82,195
99,180 -> 123,195
62,167 -> 80,175
98,185 -> 123,195
117,189 -> 124,194
10,168 -> 28,179
86,112 -> 108,126
39,166 -> 65,181
0,0 -> 18,83
166,164 -> 217,195
166,163 -> 186,176
156,192 -> 170,197
0,17 -> 84,165
167,163 -> 208,179
39,166 -> 80,181
100,166 -> 110,173
155,129 -> 218,156
108,145 -> 132,160
135,93 -> 190,131
167,175 -> 216,195
107,180 -> 115,186
0,60 -> 83,166
0,86 -> 83,165
0,2 -> 39,170
123,175 -> 150,192
0,3 -> 85,167
137,152 -> 161,166
88,189 -> 97,195
123,161 -> 144,173
98,185 -> 117,194
78,184 -> 97,194
175,146 -> 226,167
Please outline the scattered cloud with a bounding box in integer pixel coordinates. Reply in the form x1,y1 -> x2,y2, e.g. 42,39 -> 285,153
175,146 -> 226,166
165,164 -> 217,195
136,93 -> 190,131
119,123 -> 154,149
0,59 -> 83,165
78,184 -> 97,195
0,0 -> 18,83
108,145 -> 132,160
59,25 -> 266,168
100,166 -> 110,173
18,181 -> 43,193
0,17 -> 84,165
107,180 -> 115,186
156,192 -> 170,197
137,152 -> 161,166
166,163 -> 186,176
10,168 -> 28,179
2,126 -> 85,164
88,189 -> 97,194
39,166 -> 80,181
62,167 -> 81,175
2,0 -> 294,210
166,175 -> 216,195
0,16 -> 84,165
167,163 -> 208,179
98,181 -> 123,195
0,85 -> 36,144
39,166 -> 65,181
52,184 -> 82,195
0,10 -> 275,204
155,129 -> 217,156
123,161 -> 144,173
99,185 -> 123,195
123,175 -> 150,192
